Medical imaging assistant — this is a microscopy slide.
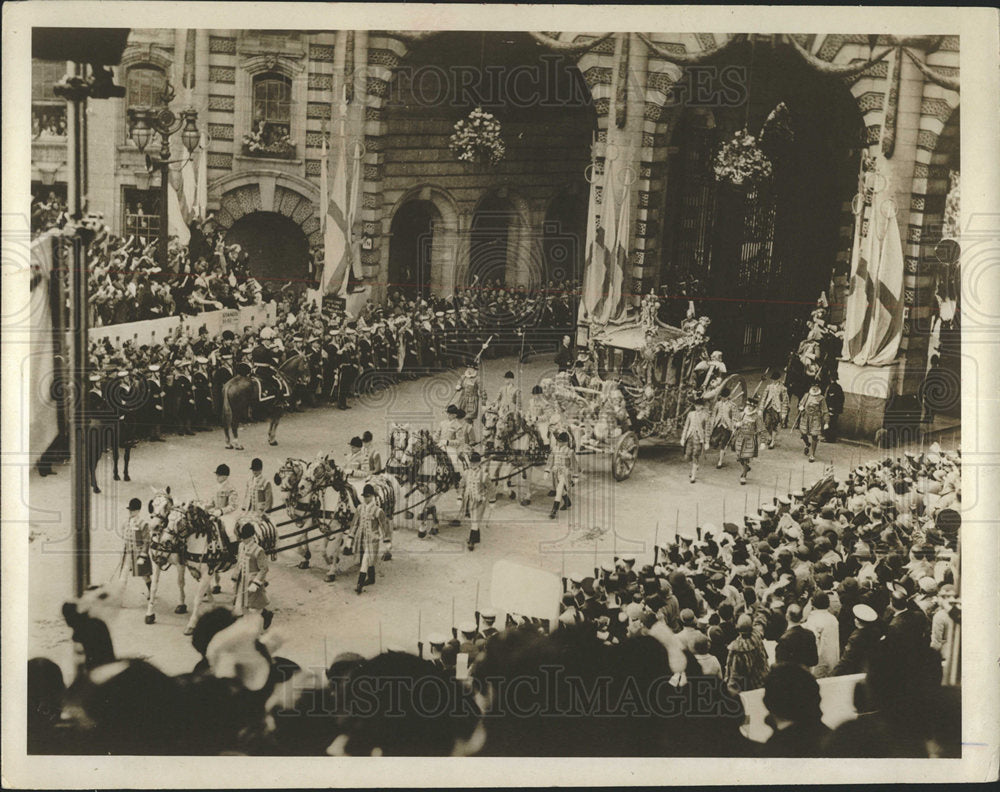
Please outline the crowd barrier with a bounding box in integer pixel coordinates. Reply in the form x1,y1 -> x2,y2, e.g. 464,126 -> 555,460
740,671 -> 864,743
88,302 -> 277,347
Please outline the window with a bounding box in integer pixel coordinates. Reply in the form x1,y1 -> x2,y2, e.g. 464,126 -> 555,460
122,187 -> 161,245
32,60 -> 67,139
125,65 -> 167,145
251,72 -> 292,145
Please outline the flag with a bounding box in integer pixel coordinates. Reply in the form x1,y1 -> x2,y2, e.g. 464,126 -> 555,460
842,186 -> 879,361
590,157 -> 619,325
195,131 -> 208,219
166,168 -> 192,245
861,209 -> 905,366
29,233 -> 60,457
320,91 -> 353,296
605,159 -> 631,325
579,153 -> 600,324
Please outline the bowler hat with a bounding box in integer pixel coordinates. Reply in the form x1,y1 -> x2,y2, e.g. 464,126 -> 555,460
215,464 -> 230,477
362,484 -> 376,496
127,497 -> 142,511
250,458 -> 263,471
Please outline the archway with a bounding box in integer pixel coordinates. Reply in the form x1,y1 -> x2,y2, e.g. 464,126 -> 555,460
470,192 -> 519,298
543,189 -> 588,286
660,41 -> 865,368
225,211 -> 310,290
388,200 -> 439,300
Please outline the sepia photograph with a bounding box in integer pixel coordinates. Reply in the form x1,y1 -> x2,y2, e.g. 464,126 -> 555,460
2,2 -> 998,787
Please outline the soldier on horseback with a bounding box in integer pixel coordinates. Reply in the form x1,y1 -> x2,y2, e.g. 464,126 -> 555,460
251,326 -> 289,404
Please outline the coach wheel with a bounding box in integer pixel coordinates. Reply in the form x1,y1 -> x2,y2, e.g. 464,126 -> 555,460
612,431 -> 639,481
720,373 -> 748,410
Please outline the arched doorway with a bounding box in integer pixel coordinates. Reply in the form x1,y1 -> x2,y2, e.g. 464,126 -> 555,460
660,41 -> 865,368
388,200 -> 438,300
469,193 -> 518,298
225,211 -> 310,290
543,189 -> 588,286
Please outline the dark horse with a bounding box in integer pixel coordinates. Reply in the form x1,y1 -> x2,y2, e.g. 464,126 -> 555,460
221,354 -> 311,449
86,375 -> 138,494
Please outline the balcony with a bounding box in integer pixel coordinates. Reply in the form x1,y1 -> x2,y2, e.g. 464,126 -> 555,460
241,142 -> 297,161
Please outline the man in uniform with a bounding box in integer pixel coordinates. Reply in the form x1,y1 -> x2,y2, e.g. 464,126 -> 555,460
480,609 -> 499,640
680,397 -> 710,484
546,431 -> 578,519
251,326 -> 285,402
346,484 -> 390,595
344,436 -> 368,481
760,370 -> 790,449
461,451 -> 493,552
209,463 -> 241,596
362,431 -> 382,474
117,497 -> 152,602
336,327 -> 358,410
437,405 -> 471,472
232,521 -> 272,628
145,362 -> 166,441
242,458 -> 273,516
492,370 -> 520,423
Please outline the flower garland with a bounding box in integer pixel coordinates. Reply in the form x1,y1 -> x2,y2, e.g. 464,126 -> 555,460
243,124 -> 295,156
449,106 -> 506,167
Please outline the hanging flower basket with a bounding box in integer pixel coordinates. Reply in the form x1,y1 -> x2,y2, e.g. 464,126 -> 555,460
712,128 -> 773,190
449,106 -> 506,167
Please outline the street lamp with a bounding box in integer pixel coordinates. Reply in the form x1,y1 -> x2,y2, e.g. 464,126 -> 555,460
127,81 -> 199,269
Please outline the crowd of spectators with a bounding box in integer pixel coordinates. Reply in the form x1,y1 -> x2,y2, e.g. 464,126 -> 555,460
29,447 -> 961,758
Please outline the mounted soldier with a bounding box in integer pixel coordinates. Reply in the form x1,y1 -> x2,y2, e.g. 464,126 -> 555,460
251,325 -> 289,406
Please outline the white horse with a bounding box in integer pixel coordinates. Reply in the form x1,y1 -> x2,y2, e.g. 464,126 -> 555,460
144,488 -> 189,624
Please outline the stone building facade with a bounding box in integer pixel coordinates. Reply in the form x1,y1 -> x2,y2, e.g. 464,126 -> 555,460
31,30 -> 960,438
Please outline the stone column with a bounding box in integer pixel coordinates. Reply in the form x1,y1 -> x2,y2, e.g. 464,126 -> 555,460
837,47 -> 927,442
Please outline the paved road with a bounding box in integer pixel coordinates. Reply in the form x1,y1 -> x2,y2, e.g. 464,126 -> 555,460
28,356 -> 941,678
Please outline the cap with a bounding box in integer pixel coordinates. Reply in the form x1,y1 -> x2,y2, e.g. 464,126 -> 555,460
460,621 -> 477,636
469,451 -> 482,463
250,458 -> 263,472
148,363 -> 161,372
446,404 -> 458,415
127,497 -> 142,511
762,504 -> 777,514
918,577 -> 939,594
852,604 -> 878,623
362,484 -> 376,497
88,372 -> 102,382
504,371 -> 514,378
480,608 -> 496,621
777,495 -> 791,506
350,436 -> 363,448
428,633 -> 447,647
680,608 -> 695,625
215,464 -> 230,476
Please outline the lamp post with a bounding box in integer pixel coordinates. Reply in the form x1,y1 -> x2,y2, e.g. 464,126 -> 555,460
127,81 -> 200,269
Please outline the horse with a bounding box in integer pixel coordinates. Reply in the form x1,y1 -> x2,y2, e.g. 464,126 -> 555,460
401,428 -> 460,537
165,501 -> 239,635
221,353 -> 312,449
144,487 -> 187,624
86,376 -> 138,494
274,456 -> 332,572
483,408 -> 544,506
300,456 -> 403,581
